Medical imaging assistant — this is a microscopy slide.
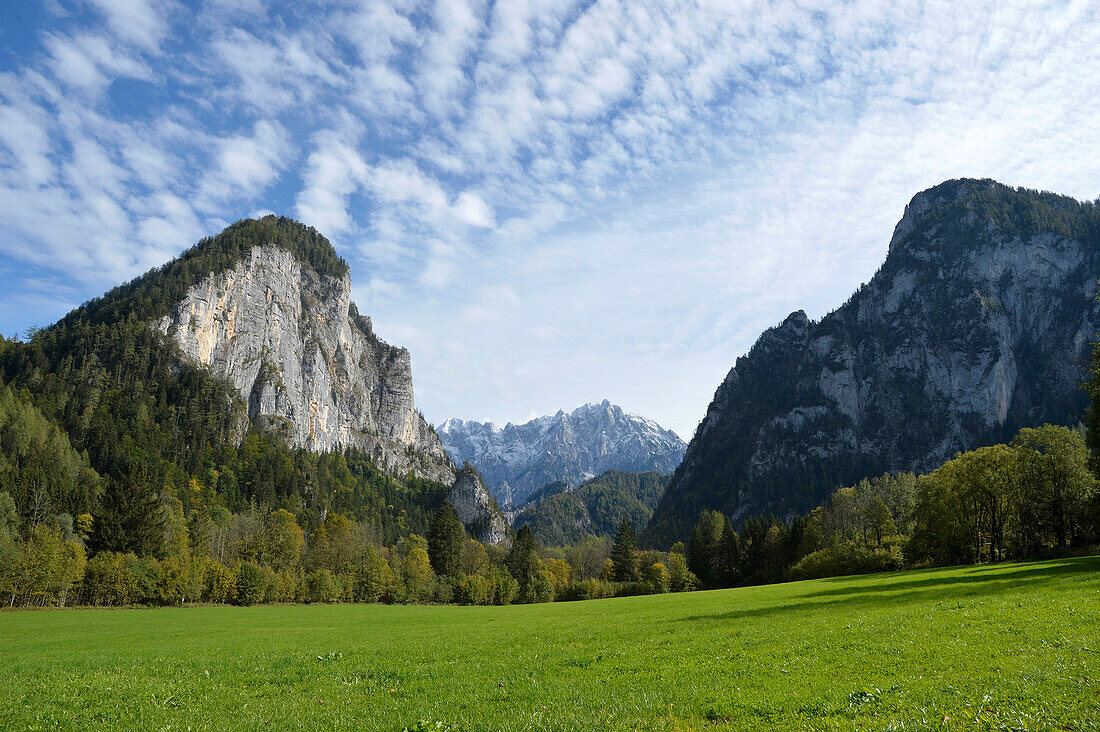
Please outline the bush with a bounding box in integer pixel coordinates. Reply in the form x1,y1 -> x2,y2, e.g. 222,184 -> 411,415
82,551 -> 138,606
557,578 -> 614,601
789,541 -> 904,581
353,546 -> 393,603
486,567 -> 518,606
203,558 -> 236,603
270,570 -> 302,602
236,561 -> 269,605
644,562 -> 670,594
666,551 -> 698,592
305,569 -> 340,603
157,555 -> 192,604
452,572 -> 490,605
124,554 -> 160,604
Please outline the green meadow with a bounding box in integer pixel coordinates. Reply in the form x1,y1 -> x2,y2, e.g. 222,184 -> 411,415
1,556 -> 1097,731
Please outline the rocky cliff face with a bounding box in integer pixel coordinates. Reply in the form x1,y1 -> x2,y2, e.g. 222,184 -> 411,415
439,400 -> 685,506
647,179 -> 1100,544
448,466 -> 510,546
156,243 -> 454,484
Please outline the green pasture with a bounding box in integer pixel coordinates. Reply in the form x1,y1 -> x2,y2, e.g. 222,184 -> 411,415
1,556 -> 1097,730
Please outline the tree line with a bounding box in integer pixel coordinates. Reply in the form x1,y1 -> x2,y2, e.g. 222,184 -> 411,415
0,488 -> 698,608
682,423 -> 1099,590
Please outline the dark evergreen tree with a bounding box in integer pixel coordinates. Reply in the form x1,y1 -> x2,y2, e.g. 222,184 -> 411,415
610,520 -> 638,582
91,464 -> 165,556
506,524 -> 550,602
506,524 -> 538,580
1086,338 -> 1100,477
427,501 -> 466,577
687,510 -> 724,587
715,516 -> 740,586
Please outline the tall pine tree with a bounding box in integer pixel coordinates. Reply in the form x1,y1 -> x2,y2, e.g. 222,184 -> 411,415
91,463 -> 165,556
610,520 -> 638,582
427,501 -> 466,577
1086,339 -> 1100,478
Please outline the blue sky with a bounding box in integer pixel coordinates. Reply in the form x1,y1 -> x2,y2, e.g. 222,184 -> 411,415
0,0 -> 1098,438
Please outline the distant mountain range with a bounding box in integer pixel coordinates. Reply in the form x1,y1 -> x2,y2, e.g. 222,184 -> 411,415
646,179 -> 1100,545
438,401 -> 686,506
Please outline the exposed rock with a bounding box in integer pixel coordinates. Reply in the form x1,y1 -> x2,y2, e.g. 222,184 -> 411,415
156,244 -> 454,484
647,179 -> 1100,544
449,466 -> 510,546
438,400 -> 685,506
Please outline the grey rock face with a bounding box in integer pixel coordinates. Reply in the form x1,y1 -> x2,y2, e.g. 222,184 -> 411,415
448,466 -> 510,546
438,400 -> 686,506
647,179 -> 1100,543
156,245 -> 454,484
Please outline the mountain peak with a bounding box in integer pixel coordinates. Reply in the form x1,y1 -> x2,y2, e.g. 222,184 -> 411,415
438,402 -> 686,505
62,215 -> 348,330
647,180 -> 1100,544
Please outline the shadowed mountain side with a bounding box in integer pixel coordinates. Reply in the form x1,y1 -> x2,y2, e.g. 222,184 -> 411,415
648,179 -> 1100,546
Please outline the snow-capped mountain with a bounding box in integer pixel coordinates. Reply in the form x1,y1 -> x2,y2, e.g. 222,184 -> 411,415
438,401 -> 686,506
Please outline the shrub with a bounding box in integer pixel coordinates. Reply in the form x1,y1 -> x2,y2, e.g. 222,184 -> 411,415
666,552 -> 698,592
353,547 -> 393,603
486,567 -> 518,606
270,570 -> 302,602
82,552 -> 138,606
305,569 -> 340,603
236,561 -> 269,605
452,572 -> 490,605
789,541 -> 904,581
645,562 -> 670,594
203,558 -> 237,603
124,554 -> 160,604
557,578 -> 614,601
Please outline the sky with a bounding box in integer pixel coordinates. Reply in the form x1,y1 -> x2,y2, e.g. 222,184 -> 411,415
0,0 -> 1098,439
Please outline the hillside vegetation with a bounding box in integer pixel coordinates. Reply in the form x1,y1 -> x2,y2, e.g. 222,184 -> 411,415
0,556 -> 1095,730
514,470 -> 667,546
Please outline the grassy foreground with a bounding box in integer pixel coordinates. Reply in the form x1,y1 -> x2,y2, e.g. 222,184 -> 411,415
1,557 -> 1097,731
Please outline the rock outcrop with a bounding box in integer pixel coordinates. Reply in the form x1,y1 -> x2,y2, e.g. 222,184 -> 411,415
646,179 -> 1100,544
448,466 -> 510,546
157,242 -> 454,484
439,400 -> 685,506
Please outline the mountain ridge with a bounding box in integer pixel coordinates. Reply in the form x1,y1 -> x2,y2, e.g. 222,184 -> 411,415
439,400 -> 685,506
646,178 -> 1100,545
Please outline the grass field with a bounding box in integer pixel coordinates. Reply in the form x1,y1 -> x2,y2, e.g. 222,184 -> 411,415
1,557 -> 1097,730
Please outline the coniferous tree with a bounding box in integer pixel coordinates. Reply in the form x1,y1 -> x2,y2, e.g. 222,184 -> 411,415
91,464 -> 165,556
715,516 -> 740,586
1086,339 -> 1100,477
688,510 -> 724,587
506,524 -> 538,580
610,520 -> 638,582
427,501 -> 466,577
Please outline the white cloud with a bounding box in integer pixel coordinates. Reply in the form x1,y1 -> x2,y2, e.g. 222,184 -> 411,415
2,0 -> 1100,437
295,131 -> 370,237
451,191 -> 494,228
44,32 -> 151,92
198,120 -> 290,210
87,0 -> 169,49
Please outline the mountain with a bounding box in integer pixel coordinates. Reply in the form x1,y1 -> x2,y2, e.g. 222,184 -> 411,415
512,470 -> 668,546
438,401 -> 686,506
646,179 -> 1100,545
153,223 -> 452,483
0,216 -> 515,544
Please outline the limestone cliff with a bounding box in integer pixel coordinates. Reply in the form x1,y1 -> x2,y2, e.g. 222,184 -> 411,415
448,466 -> 510,546
156,242 -> 454,484
646,179 -> 1100,544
